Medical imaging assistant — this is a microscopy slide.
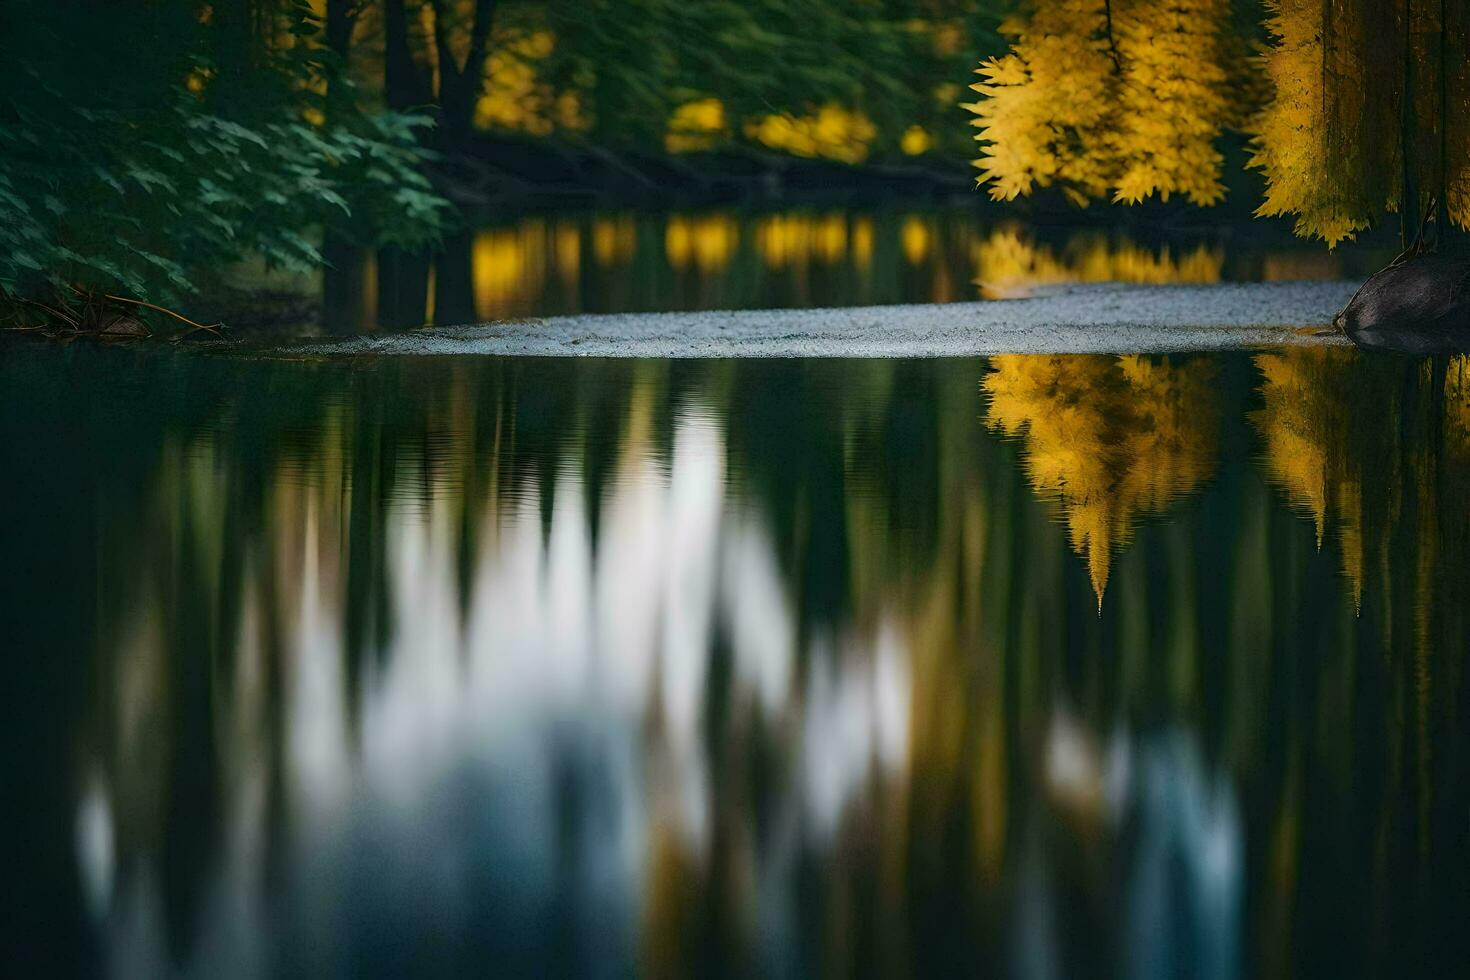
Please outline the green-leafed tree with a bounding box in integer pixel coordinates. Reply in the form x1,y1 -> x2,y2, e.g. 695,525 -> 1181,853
0,0 -> 448,319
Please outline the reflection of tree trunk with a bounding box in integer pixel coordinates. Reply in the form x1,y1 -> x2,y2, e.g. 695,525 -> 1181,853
376,246 -> 431,328
578,222 -> 596,314
433,231 -> 477,326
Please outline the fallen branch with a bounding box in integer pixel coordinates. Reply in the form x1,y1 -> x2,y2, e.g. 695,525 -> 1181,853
21,298 -> 80,328
170,322 -> 226,343
103,293 -> 223,333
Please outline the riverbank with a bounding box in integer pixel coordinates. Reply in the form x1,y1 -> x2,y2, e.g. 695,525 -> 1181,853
278,281 -> 1358,358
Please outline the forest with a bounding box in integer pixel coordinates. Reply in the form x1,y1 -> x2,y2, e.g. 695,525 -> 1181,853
0,0 -> 1466,331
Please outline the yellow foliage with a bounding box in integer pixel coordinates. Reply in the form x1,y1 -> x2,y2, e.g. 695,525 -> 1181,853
593,215 -> 637,266
1109,0 -> 1230,205
754,213 -> 851,268
474,30 -> 587,135
1248,1 -> 1374,245
472,223 -> 545,319
851,217 -> 874,269
965,0 -> 1116,204
1250,349 -> 1365,604
973,227 -> 1222,298
965,0 -> 1234,207
744,105 -> 877,164
665,98 -> 729,154
900,125 -> 933,156
931,20 -> 966,58
901,216 -> 931,266
984,354 -> 1217,604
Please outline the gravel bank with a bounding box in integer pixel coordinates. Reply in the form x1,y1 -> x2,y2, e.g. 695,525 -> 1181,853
283,281 -> 1358,358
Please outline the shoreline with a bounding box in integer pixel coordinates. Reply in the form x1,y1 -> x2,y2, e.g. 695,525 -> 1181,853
279,281 -> 1358,359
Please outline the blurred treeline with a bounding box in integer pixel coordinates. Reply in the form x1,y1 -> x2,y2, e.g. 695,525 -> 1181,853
302,0 -> 1015,165
0,0 -> 1019,314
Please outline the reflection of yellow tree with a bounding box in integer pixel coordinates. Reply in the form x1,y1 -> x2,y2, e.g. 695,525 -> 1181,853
973,227 -> 1222,298
666,213 -> 739,273
1254,350 -> 1470,619
984,355 -> 1218,603
1251,349 -> 1369,606
755,212 -> 851,268
1446,356 -> 1470,458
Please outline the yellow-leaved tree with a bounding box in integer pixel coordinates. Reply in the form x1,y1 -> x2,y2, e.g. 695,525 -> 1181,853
966,0 -> 1237,207
1110,0 -> 1232,204
1249,1 -> 1401,245
968,0 -> 1470,247
1251,0 -> 1470,244
965,0 -> 1119,205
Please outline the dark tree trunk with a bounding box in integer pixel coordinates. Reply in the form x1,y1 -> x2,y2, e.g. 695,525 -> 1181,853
321,0 -> 365,333
324,0 -> 356,61
1437,0 -> 1467,247
432,232 -> 477,326
430,0 -> 497,149
376,246 -> 432,329
322,239 -> 370,335
1401,0 -> 1422,249
385,0 -> 432,110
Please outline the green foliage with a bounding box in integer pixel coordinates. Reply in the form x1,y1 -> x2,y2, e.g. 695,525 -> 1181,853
0,0 -> 450,307
510,0 -> 1017,156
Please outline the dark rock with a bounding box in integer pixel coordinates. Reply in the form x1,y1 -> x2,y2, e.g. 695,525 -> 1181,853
1336,248 -> 1470,353
97,314 -> 149,339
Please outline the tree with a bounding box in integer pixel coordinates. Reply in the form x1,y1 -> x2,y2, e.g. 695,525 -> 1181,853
970,0 -> 1470,247
0,0 -> 448,318
966,0 -> 1237,207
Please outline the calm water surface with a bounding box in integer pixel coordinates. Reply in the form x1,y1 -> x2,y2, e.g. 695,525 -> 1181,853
318,205 -> 1395,330
3,345 -> 1467,977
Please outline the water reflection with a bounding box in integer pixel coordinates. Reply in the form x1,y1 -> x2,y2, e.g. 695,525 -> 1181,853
3,351 -> 1468,976
984,354 -> 1218,602
318,209 -> 1389,331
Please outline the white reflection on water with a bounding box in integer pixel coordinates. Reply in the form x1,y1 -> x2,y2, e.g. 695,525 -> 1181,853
82,402 -> 916,974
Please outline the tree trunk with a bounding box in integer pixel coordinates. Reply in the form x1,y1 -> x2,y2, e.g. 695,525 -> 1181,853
432,231 -> 477,326
1401,0 -> 1421,250
324,0 -> 356,65
385,0 -> 431,110
323,0 -> 359,124
430,0 -> 497,149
